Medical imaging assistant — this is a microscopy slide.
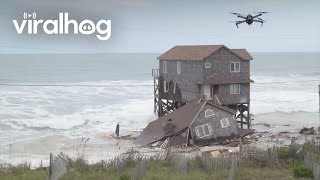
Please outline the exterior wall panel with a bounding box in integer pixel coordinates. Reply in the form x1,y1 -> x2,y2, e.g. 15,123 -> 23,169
190,104 -> 239,145
159,60 -> 203,102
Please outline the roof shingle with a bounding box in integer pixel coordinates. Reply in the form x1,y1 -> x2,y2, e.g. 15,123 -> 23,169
158,45 -> 253,61
230,49 -> 253,61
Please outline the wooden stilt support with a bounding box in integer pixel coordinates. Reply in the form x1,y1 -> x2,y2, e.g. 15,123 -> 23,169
240,114 -> 243,129
247,103 -> 251,129
152,69 -> 187,117
236,104 -> 251,129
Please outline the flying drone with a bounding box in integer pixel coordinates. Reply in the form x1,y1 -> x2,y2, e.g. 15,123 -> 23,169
230,12 -> 268,28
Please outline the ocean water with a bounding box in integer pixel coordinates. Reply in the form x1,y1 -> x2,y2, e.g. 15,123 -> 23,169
0,53 -> 319,163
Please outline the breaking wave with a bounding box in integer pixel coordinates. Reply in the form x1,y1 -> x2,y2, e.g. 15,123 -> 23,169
251,74 -> 319,115
0,80 -> 156,145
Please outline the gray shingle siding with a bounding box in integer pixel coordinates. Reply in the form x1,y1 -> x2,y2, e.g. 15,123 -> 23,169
190,104 -> 239,143
159,60 -> 203,102
217,84 -> 250,105
203,48 -> 250,83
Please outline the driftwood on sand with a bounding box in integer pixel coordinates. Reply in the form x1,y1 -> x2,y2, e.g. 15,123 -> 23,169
299,127 -> 315,135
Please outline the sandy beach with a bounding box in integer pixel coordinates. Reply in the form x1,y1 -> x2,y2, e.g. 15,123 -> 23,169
1,123 -> 318,169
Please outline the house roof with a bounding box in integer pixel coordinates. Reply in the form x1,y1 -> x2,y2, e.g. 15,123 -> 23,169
158,45 -> 223,61
135,99 -> 206,145
231,49 -> 253,61
158,45 -> 253,61
134,99 -> 236,146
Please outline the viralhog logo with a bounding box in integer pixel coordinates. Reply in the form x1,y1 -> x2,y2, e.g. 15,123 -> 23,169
13,12 -> 112,40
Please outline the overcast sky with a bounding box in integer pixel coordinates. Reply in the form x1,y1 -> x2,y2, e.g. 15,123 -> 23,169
1,0 -> 320,53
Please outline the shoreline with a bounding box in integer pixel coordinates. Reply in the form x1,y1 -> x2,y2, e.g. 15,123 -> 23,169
1,124 -> 318,168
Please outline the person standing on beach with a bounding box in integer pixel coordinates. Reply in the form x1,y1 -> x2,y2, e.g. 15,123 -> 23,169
115,123 -> 120,138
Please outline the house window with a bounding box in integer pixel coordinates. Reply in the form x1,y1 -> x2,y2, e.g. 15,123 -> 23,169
163,61 -> 167,73
220,118 -> 230,128
205,109 -> 214,117
204,62 -> 212,69
177,61 -> 181,74
164,81 -> 169,92
230,62 -> 240,72
195,123 -> 213,138
196,127 -> 204,138
173,82 -> 177,94
230,84 -> 240,94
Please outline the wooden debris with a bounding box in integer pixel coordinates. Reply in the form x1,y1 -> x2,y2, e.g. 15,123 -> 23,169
299,127 -> 315,135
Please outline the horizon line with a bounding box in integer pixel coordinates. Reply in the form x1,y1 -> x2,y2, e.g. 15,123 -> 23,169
1,51 -> 320,55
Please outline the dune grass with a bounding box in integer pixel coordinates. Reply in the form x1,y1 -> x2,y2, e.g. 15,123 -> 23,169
0,144 -> 315,180
0,164 -> 297,180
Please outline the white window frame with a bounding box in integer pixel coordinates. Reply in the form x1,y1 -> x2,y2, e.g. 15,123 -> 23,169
230,62 -> 240,72
163,61 -> 167,73
177,61 -> 181,74
195,123 -> 213,138
204,62 -> 212,69
205,109 -> 215,117
173,82 -> 177,94
164,81 -> 169,92
220,118 -> 230,128
230,84 -> 240,94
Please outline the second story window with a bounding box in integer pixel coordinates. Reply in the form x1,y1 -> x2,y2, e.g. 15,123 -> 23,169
177,61 -> 181,74
204,62 -> 212,69
163,61 -> 167,73
164,81 -> 169,92
230,62 -> 240,72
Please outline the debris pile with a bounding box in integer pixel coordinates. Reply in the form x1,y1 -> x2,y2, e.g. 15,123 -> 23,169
135,99 -> 243,149
299,127 -> 315,135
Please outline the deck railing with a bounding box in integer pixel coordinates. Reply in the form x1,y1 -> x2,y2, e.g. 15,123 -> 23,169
214,95 -> 222,105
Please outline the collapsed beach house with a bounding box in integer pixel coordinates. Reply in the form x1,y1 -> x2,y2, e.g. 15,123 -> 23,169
136,45 -> 254,148
135,99 -> 243,148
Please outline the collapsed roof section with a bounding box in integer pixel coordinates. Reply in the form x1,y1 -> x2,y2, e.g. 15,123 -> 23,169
135,99 -> 206,146
135,99 -> 246,148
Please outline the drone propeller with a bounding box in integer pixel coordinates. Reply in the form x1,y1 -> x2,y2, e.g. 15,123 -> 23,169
257,18 -> 266,22
230,12 -> 245,16
254,11 -> 268,14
